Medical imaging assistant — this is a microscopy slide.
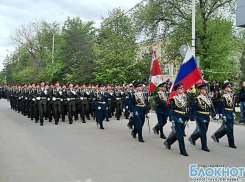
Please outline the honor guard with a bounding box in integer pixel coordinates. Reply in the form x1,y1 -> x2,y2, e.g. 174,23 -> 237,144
64,82 -> 77,124
152,82 -> 169,139
35,80 -> 48,126
94,83 -> 108,129
164,83 -> 189,156
124,84 -> 133,119
211,82 -> 237,149
61,84 -> 67,122
113,84 -> 124,120
130,82 -> 149,143
105,84 -> 113,121
50,81 -> 63,125
188,83 -> 214,152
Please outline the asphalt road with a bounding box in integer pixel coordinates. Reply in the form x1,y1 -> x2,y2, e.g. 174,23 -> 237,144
0,99 -> 244,182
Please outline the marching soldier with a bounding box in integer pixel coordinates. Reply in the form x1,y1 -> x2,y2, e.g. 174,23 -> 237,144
130,82 -> 149,143
45,83 -> 53,122
124,84 -> 133,119
211,82 -> 237,149
16,85 -> 22,113
50,81 -> 63,125
35,80 -> 48,126
29,83 -> 36,121
64,82 -> 77,124
94,83 -> 108,129
105,84 -> 113,121
164,83 -> 189,156
21,83 -> 28,116
152,82 -> 169,139
211,79 -> 221,119
188,83 -> 214,152
113,84 -> 124,120
61,84 -> 67,122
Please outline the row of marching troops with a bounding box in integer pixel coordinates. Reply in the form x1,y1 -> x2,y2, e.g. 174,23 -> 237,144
2,79 -> 237,156
0,85 -> 7,99
5,80 -> 151,127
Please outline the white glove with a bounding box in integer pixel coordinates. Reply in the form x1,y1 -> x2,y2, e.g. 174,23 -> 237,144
61,99 -> 63,102
110,93 -> 113,96
116,98 -> 120,100
19,97 -> 21,99
121,92 -> 124,95
59,91 -> 62,95
47,98 -> 50,101
98,106 -> 101,110
25,97 -> 27,100
233,113 -> 236,119
71,91 -> 76,95
215,114 -> 219,120
53,97 -> 56,101
67,98 -> 70,101
32,98 -> 36,101
86,92 -> 89,95
80,97 -> 83,100
146,113 -> 149,118
219,114 -> 223,118
126,106 -> 128,109
44,90 -> 47,95
123,109 -> 125,112
36,97 -> 41,100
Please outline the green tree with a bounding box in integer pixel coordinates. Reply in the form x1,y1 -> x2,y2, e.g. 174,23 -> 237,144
58,17 -> 96,83
93,8 -> 141,83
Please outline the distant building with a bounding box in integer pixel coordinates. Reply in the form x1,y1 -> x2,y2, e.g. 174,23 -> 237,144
236,0 -> 245,28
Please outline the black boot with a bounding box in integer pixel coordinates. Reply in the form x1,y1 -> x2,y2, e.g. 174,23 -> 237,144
82,118 -> 86,123
106,118 -> 109,122
49,118 -> 52,122
35,118 -> 38,123
55,120 -> 58,125
69,120 -> 73,124
100,124 -> 104,130
180,151 -> 189,156
131,131 -> 136,138
40,119 -> 44,126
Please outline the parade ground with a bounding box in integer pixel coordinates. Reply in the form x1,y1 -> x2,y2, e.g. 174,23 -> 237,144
0,99 -> 244,182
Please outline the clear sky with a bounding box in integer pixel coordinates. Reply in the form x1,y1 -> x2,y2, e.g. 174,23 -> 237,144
0,0 -> 141,71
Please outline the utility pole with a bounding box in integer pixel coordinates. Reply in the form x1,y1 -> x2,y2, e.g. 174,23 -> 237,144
192,0 -> 196,58
52,33 -> 54,64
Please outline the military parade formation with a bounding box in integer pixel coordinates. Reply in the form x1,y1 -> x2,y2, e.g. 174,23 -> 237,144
0,78 -> 243,157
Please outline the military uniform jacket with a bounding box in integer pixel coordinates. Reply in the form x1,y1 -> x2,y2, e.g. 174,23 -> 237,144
34,87 -> 48,100
94,91 -> 108,110
192,94 -> 213,120
50,87 -> 63,100
155,91 -> 169,115
64,88 -> 77,100
130,91 -> 149,116
220,92 -> 235,119
169,94 -> 188,121
113,89 -> 124,101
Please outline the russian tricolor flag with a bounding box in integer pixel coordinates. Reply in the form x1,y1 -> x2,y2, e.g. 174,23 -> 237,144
167,47 -> 202,104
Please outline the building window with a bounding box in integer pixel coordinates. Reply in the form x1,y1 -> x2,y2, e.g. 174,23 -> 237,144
165,64 -> 170,75
173,65 -> 177,75
160,45 -> 164,58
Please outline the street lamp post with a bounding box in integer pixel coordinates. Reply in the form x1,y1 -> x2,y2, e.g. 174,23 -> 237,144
192,0 -> 196,58
52,33 -> 54,64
